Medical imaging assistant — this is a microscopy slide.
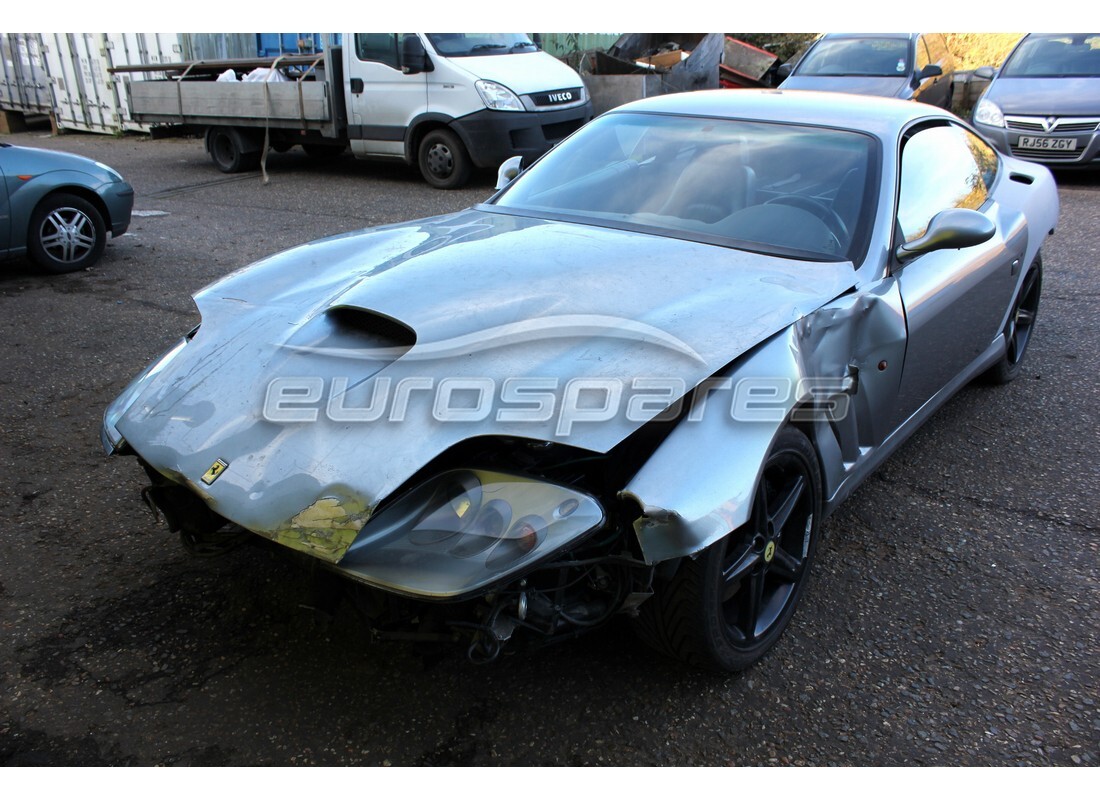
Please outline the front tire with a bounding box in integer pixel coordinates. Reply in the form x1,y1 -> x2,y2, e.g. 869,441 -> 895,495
27,193 -> 107,274
417,128 -> 472,189
635,426 -> 822,672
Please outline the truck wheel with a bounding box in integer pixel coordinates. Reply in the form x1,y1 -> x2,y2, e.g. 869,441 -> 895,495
208,127 -> 260,173
27,193 -> 107,274
418,129 -> 472,189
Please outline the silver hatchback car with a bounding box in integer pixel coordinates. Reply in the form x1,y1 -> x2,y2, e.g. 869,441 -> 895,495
972,33 -> 1100,169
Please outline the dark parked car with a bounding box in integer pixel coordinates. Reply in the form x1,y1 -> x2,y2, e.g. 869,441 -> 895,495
971,33 -> 1100,169
0,142 -> 133,273
779,33 -> 956,109
104,90 -> 1055,673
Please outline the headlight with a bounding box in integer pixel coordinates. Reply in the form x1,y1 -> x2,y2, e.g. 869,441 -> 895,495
973,98 -> 1005,128
339,469 -> 604,598
475,80 -> 524,112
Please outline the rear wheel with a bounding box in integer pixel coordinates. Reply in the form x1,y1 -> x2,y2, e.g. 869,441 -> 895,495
635,426 -> 822,672
986,255 -> 1042,384
417,128 -> 472,189
208,127 -> 260,173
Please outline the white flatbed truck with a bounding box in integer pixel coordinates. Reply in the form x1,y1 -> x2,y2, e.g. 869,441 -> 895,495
112,34 -> 592,188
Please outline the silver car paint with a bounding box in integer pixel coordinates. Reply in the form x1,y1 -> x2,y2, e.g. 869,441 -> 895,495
107,90 -> 1060,581
973,76 -> 1100,167
621,110 -> 1057,565
113,209 -> 855,560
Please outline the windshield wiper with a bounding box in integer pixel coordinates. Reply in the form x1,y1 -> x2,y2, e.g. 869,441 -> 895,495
471,43 -> 508,52
510,41 -> 536,51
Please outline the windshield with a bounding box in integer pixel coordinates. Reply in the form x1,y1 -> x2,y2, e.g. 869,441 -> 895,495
797,37 -> 910,77
1001,33 -> 1100,78
492,112 -> 876,262
426,34 -> 537,57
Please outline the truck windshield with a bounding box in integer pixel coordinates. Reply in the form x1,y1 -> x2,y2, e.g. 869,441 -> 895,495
426,34 -> 537,57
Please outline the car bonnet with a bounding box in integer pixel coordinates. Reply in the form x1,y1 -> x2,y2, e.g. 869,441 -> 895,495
115,209 -> 855,539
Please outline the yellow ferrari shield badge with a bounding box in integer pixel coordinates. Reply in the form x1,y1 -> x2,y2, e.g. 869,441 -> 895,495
201,458 -> 229,485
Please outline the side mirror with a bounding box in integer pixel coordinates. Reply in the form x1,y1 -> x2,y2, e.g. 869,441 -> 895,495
896,208 -> 996,262
401,36 -> 432,74
973,65 -> 996,80
495,155 -> 524,190
917,64 -> 943,81
777,63 -> 793,80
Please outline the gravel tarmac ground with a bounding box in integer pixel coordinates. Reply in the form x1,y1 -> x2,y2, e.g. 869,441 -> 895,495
1,128 -> 1097,767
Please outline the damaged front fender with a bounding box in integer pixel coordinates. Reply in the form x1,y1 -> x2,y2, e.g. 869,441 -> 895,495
622,278 -> 907,564
622,329 -> 810,564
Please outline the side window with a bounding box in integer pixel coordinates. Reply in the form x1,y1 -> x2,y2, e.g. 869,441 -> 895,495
965,129 -> 999,191
927,34 -> 948,64
355,33 -> 399,69
897,124 -> 993,243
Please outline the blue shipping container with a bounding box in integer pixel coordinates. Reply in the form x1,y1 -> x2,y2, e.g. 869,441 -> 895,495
254,33 -> 324,57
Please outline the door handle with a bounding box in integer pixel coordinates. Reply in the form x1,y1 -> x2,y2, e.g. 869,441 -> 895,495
350,78 -> 364,94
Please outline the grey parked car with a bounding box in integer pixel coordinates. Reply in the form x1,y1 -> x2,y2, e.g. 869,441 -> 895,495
779,33 -> 956,109
104,90 -> 1055,673
0,142 -> 133,273
971,33 -> 1100,169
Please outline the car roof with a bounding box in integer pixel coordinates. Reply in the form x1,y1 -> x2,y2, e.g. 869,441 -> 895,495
608,88 -> 951,141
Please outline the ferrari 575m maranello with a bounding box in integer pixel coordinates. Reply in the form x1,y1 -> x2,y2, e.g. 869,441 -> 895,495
103,90 -> 1057,672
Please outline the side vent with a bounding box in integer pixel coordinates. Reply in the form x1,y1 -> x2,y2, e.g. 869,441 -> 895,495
1009,172 -> 1035,185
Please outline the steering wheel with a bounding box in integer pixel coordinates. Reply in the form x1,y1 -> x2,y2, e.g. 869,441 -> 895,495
765,194 -> 850,250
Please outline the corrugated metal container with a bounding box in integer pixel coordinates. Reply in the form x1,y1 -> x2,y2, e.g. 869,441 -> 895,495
255,33 -> 324,57
0,34 -> 53,114
536,33 -> 621,59
40,33 -> 183,134
180,33 -> 257,62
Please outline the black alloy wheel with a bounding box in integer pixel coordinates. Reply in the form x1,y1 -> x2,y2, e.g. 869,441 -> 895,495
988,255 -> 1042,384
635,426 -> 822,672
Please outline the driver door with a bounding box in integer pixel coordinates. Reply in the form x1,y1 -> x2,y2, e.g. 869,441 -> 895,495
892,122 -> 1025,426
345,33 -> 427,159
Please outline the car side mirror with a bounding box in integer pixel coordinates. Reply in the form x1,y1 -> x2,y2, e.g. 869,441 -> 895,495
401,36 -> 432,74
918,64 -> 943,81
896,208 -> 996,262
973,65 -> 996,80
777,63 -> 793,80
495,155 -> 524,190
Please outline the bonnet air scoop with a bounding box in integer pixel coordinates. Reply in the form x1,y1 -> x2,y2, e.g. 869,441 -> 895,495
281,306 -> 417,363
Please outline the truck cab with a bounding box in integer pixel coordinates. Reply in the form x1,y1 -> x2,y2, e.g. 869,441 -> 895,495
344,33 -> 592,187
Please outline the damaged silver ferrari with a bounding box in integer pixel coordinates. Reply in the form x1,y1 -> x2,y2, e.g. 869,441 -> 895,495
103,90 -> 1058,672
